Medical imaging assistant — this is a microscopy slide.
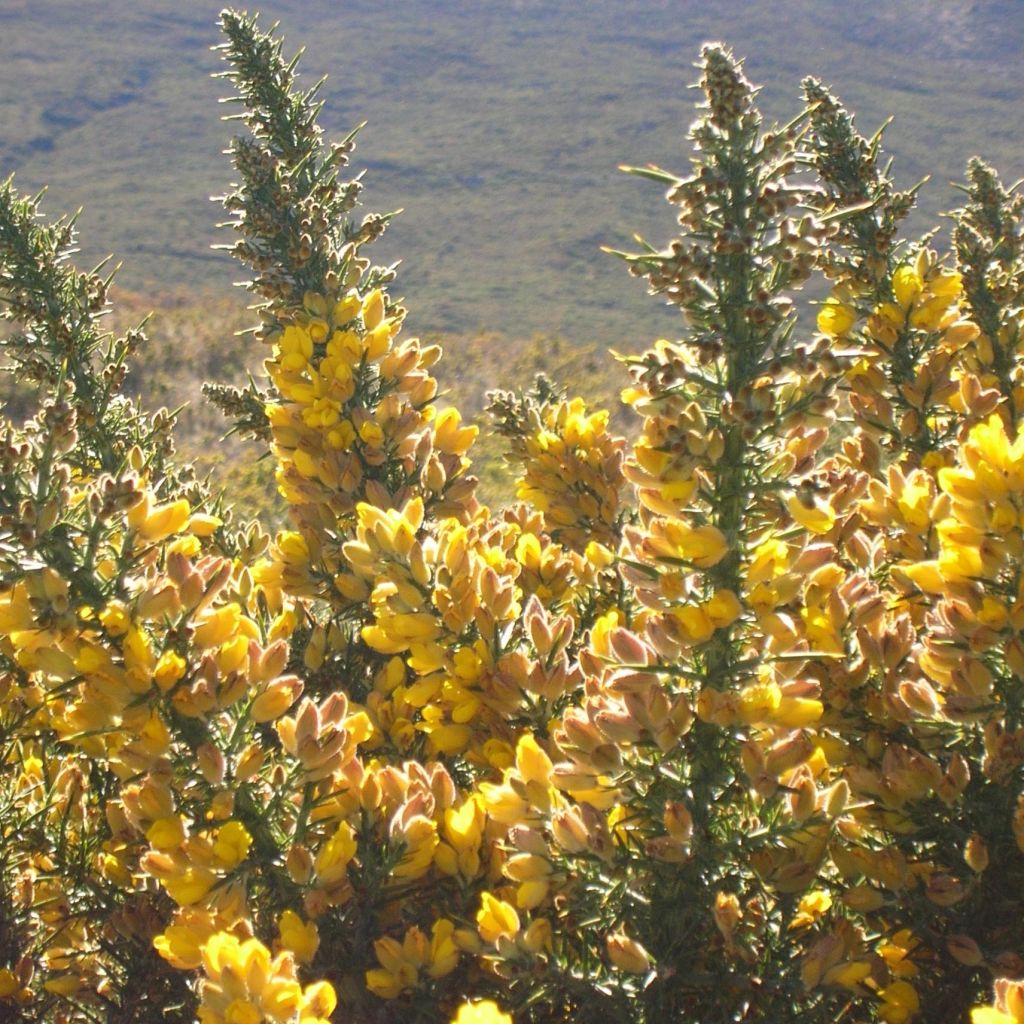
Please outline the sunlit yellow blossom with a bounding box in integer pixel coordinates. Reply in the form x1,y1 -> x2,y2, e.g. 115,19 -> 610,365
451,1000 -> 513,1024
818,298 -> 857,337
477,892 -> 520,944
278,910 -> 319,964
212,821 -> 253,869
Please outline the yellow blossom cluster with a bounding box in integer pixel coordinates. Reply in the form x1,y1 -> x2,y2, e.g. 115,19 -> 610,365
504,395 -> 626,552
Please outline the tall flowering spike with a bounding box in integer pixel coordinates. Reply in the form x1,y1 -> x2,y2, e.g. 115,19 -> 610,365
215,9 -> 390,307
953,158 -> 1024,423
617,42 -> 838,683
700,44 -> 757,131
804,79 -> 979,465
0,179 -> 181,483
803,77 -> 919,299
533,45 -> 851,1024
212,10 -> 479,635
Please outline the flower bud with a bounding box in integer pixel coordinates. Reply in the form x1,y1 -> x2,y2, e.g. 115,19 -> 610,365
606,931 -> 653,973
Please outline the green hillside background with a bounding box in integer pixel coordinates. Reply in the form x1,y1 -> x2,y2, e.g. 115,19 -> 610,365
3,0 -> 1023,346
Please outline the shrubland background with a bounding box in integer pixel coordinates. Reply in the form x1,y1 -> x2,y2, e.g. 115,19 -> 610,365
2,0 -> 1023,504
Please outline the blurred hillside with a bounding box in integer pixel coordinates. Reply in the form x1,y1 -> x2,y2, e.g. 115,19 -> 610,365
1,0 -> 1022,353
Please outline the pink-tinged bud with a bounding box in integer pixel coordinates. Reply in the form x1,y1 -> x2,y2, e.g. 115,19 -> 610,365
605,669 -> 660,695
787,769 -> 817,823
166,551 -> 192,586
559,709 -> 604,754
594,705 -> 642,744
294,698 -> 321,747
898,679 -> 941,717
608,628 -> 651,665
823,779 -> 849,819
253,639 -> 290,684
177,570 -> 205,611
137,582 -> 182,621
646,619 -> 683,660
287,845 -> 315,885
790,543 -> 835,576
577,802 -> 614,860
844,530 -> 872,568
945,934 -> 983,967
925,874 -> 967,907
507,826 -> 548,855
551,809 -> 590,853
938,753 -> 970,805
235,743 -> 265,782
764,734 -> 816,777
251,675 -> 304,722
550,764 -> 600,793
304,888 -> 331,920
196,743 -> 226,786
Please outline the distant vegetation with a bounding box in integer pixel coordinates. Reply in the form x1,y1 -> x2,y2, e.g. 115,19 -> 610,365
1,0 -> 1022,354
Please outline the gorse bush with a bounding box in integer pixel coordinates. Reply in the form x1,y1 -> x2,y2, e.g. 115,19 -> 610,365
2,10 -> 1024,1024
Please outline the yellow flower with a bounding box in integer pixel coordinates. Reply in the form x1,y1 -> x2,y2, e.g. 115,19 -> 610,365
790,890 -> 832,929
893,264 -> 923,310
661,519 -> 729,567
212,821 -> 253,869
673,605 -> 716,645
817,298 -> 857,337
147,815 -> 187,851
974,980 -> 1024,1024
362,289 -> 386,330
437,795 -> 486,878
135,497 -> 191,543
878,980 -> 920,1024
359,420 -> 385,448
153,911 -> 218,970
154,649 -> 187,691
188,513 -> 223,536
477,892 -> 521,944
164,865 -> 218,906
365,919 -> 458,999
199,931 -> 333,1024
785,493 -> 835,535
972,1011 -> 1017,1024
774,696 -> 824,728
315,821 -> 357,886
451,1000 -> 513,1024
392,815 -> 438,880
278,910 -> 319,964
